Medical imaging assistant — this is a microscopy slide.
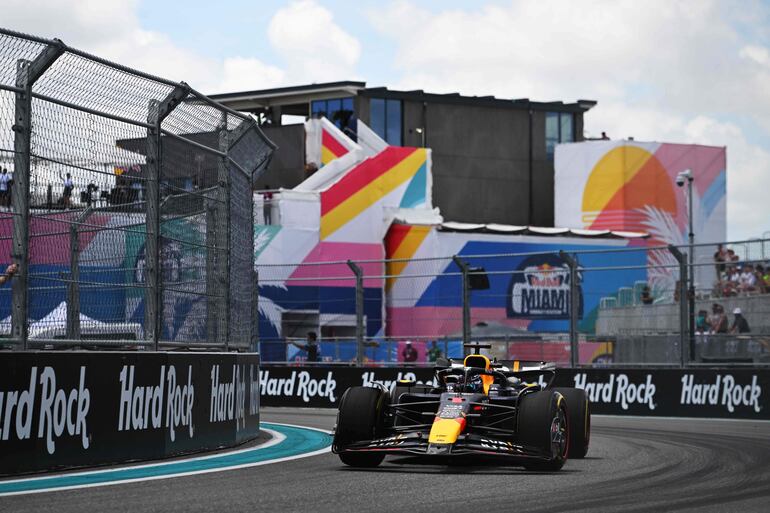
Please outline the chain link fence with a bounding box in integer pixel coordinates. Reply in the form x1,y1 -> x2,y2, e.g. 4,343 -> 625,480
256,238 -> 770,367
0,28 -> 274,351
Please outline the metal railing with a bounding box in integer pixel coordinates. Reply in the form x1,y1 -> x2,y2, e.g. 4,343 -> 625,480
0,28 -> 274,351
256,238 -> 770,367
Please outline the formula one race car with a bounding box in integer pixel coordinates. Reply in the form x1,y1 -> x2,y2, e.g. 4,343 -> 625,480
332,345 -> 590,470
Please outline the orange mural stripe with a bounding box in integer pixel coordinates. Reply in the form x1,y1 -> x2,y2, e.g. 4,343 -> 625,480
386,225 -> 430,291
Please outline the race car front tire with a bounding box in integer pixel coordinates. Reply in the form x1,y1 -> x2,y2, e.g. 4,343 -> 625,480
517,390 -> 569,471
554,387 -> 590,458
336,386 -> 387,467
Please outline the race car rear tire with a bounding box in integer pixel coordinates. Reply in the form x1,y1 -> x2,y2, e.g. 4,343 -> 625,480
554,387 -> 590,458
517,390 -> 569,471
336,386 -> 387,467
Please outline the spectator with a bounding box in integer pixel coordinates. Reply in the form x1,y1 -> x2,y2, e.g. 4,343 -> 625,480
738,264 -> 757,293
289,331 -> 319,362
695,310 -> 709,334
261,185 -> 273,225
0,263 -> 18,285
84,183 -> 98,207
730,308 -> 750,334
757,265 -> 770,293
640,285 -> 654,305
402,341 -> 418,362
0,168 -> 11,211
710,303 -> 728,334
601,131 -> 610,140
713,244 -> 728,278
726,249 -> 740,271
427,340 -> 443,362
59,172 -> 74,209
721,267 -> 740,296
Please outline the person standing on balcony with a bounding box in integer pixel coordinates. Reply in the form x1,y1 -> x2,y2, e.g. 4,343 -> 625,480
0,168 -> 11,211
59,172 -> 74,209
261,185 -> 273,225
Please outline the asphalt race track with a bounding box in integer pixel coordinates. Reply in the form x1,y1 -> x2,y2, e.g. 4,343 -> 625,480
1,408 -> 768,513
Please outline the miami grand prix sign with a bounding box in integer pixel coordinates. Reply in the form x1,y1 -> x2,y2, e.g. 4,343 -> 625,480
506,254 -> 583,320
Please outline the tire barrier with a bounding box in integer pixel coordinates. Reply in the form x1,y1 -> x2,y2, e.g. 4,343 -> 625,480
259,365 -> 768,420
0,352 -> 260,476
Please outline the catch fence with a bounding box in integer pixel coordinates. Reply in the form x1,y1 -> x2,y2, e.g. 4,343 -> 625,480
0,28 -> 274,351
256,238 -> 770,367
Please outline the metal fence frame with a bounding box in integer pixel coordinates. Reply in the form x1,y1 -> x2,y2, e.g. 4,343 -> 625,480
0,28 -> 274,351
256,238 -> 770,367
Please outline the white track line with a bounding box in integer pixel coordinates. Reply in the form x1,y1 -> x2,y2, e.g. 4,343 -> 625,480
0,423 -> 332,497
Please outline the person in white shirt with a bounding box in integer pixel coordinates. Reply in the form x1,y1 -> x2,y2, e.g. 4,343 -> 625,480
0,168 -> 11,211
59,172 -> 74,209
738,264 -> 757,293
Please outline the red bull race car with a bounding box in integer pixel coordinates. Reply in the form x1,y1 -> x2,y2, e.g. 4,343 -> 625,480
332,345 -> 590,470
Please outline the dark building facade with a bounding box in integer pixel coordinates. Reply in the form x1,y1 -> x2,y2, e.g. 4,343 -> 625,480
209,82 -> 595,227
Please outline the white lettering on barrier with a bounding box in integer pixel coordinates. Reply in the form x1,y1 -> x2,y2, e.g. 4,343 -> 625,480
680,374 -> 762,413
0,367 -> 90,455
573,373 -> 656,411
259,370 -> 337,403
360,371 -> 438,392
117,364 -> 194,442
210,365 -> 247,430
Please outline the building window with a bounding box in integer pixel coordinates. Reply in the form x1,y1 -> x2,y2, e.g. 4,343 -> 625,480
370,98 -> 402,146
310,97 -> 355,136
546,111 -> 575,159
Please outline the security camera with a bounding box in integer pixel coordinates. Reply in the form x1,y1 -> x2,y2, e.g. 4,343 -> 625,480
676,169 -> 693,187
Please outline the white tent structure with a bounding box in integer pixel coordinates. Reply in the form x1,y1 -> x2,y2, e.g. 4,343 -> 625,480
0,315 -> 11,336
28,302 -> 143,340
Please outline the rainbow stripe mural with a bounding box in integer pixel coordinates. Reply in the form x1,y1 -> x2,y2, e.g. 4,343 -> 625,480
320,147 -> 428,240
321,126 -> 350,165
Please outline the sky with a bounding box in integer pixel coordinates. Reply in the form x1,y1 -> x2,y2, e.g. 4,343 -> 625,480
3,0 -> 770,241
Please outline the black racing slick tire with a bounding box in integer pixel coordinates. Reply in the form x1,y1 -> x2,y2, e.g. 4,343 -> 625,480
554,387 -> 590,458
517,390 -> 569,471
335,386 -> 387,467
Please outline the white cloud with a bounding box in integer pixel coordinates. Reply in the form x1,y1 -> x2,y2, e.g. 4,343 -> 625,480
214,57 -> 285,95
740,45 -> 770,67
371,0 -> 770,239
2,0 -> 360,94
268,0 -> 361,82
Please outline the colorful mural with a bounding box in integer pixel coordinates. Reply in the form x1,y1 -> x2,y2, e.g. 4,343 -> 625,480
305,117 -> 360,168
383,225 -> 647,340
555,141 -> 726,297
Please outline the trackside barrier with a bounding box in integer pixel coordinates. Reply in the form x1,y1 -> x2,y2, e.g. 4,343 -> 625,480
259,365 -> 769,420
0,352 -> 260,476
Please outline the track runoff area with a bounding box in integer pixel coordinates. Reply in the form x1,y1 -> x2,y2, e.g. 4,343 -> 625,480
1,409 -> 768,513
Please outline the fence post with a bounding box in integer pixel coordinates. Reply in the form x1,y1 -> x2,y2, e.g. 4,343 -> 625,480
217,111 -> 231,351
11,41 -> 65,350
452,256 -> 471,349
67,207 -> 92,340
252,269 -> 259,353
668,245 -> 689,367
346,260 -> 364,366
145,84 -> 190,350
559,251 -> 580,368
